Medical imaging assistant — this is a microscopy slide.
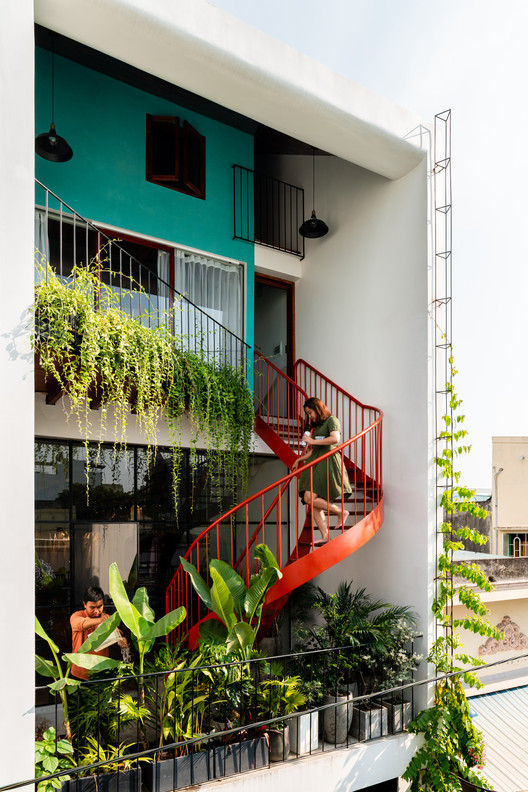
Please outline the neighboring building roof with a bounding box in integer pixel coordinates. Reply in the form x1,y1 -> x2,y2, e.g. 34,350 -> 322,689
468,685 -> 528,792
35,0 -> 426,179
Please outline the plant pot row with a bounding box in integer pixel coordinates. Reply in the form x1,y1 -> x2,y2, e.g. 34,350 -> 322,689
142,735 -> 270,792
323,692 -> 412,745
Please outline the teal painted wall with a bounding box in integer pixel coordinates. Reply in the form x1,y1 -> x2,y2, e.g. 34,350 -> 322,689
35,47 -> 254,347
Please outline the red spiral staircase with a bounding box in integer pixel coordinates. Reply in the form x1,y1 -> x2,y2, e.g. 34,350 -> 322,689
166,353 -> 384,642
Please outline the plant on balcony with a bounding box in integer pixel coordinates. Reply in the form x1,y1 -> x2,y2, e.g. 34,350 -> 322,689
403,355 -> 501,792
180,543 -> 282,660
294,581 -> 416,695
35,613 -> 123,740
35,727 -> 75,792
256,661 -> 306,760
32,263 -> 253,508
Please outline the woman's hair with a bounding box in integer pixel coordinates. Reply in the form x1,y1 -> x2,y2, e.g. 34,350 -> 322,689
303,397 -> 331,428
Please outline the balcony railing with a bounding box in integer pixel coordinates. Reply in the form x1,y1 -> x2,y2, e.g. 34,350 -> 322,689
233,165 -> 305,258
24,643 -> 418,792
35,180 -> 249,369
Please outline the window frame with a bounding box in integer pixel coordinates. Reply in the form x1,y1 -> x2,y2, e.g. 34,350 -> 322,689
146,115 -> 206,200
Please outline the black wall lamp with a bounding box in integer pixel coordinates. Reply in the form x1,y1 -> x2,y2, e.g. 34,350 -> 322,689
299,148 -> 328,238
35,39 -> 73,162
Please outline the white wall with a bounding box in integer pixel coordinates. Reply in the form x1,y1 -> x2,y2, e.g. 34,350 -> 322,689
205,732 -> 420,792
255,153 -> 433,684
0,0 -> 36,785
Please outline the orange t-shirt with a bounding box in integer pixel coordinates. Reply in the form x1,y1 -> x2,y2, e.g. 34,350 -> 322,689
70,610 -> 110,681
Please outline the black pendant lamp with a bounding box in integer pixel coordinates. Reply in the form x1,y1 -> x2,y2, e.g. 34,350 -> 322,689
35,41 -> 73,162
299,148 -> 328,238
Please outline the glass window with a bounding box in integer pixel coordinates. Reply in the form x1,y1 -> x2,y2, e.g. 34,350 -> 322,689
35,441 -> 70,521
72,444 -> 135,521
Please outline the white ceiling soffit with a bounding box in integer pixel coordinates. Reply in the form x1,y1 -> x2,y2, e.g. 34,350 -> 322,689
35,0 -> 427,180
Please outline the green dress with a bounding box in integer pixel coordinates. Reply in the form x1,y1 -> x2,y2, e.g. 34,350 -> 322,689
299,415 -> 352,501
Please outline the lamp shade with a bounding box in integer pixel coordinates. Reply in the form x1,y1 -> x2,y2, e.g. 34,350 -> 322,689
35,123 -> 73,162
299,210 -> 329,239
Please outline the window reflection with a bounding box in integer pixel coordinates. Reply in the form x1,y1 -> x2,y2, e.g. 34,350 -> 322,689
72,445 -> 134,521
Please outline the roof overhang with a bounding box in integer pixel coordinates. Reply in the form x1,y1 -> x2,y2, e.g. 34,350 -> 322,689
35,0 -> 427,180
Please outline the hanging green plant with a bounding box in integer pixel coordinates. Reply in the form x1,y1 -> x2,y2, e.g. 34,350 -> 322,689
31,263 -> 254,510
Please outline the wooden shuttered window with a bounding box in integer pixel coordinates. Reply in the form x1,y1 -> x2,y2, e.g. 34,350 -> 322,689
146,115 -> 205,200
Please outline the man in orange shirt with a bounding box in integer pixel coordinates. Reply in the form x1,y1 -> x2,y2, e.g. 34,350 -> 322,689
70,585 -> 128,680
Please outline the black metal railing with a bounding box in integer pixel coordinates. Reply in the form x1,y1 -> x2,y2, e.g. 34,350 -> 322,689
24,642 -> 419,792
233,165 -> 305,258
35,180 -> 249,369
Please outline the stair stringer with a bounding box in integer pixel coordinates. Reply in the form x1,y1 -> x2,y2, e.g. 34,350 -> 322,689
263,498 -> 384,612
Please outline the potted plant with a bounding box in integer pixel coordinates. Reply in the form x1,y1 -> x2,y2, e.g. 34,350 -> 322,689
35,727 -> 75,792
72,739 -> 151,792
374,618 -> 422,733
256,662 -> 306,761
143,648 -> 211,792
195,636 -> 270,779
288,679 -> 322,756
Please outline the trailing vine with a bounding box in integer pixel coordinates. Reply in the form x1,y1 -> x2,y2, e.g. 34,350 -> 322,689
403,353 -> 502,792
32,264 -> 254,510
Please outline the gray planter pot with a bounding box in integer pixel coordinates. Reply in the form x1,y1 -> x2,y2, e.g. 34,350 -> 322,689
269,725 -> 290,762
323,692 -> 353,745
288,710 -> 319,755
351,702 -> 388,741
213,736 -> 269,779
384,698 -> 412,734
143,751 -> 211,792
69,768 -> 141,792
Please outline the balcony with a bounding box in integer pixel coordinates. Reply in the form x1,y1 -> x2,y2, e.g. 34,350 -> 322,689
30,644 -> 420,792
233,165 -> 305,258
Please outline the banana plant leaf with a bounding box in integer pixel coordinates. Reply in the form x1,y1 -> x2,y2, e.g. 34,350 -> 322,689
210,567 -> 237,632
143,607 -> 187,641
210,559 -> 246,618
35,654 -> 60,679
35,616 -> 59,653
179,557 -> 213,611
132,587 -> 156,623
63,652 -> 122,672
245,567 -> 281,624
255,544 -> 283,576
226,622 -> 255,654
78,611 -> 122,653
198,618 -> 227,643
48,677 -> 81,692
109,562 -> 142,635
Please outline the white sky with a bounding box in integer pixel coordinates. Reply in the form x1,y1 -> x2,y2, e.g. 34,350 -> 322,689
209,0 -> 528,489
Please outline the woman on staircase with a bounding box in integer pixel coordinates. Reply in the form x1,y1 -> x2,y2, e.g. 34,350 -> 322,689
291,397 -> 352,545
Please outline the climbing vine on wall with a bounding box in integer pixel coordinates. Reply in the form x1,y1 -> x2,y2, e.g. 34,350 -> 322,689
32,264 -> 254,509
404,354 -> 502,792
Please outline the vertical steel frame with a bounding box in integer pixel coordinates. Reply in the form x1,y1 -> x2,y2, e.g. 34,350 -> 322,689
433,110 -> 454,653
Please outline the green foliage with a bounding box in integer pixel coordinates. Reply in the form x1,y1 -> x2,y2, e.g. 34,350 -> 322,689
180,543 -> 282,659
294,581 -> 419,694
403,677 -> 488,792
256,661 -> 306,722
145,650 -> 208,754
78,738 -> 152,775
35,728 -> 75,792
404,353 -> 500,790
31,263 -> 253,510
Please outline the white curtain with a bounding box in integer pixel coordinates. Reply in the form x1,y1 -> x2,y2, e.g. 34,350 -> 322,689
157,250 -> 171,325
34,210 -> 49,281
173,249 -> 243,339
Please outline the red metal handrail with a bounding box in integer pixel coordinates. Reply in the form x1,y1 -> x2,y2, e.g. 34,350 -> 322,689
166,420 -> 383,640
294,359 -> 383,486
165,355 -> 384,641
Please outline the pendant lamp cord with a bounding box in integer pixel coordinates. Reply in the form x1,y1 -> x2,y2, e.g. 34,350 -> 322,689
312,147 -> 316,212
51,36 -> 55,125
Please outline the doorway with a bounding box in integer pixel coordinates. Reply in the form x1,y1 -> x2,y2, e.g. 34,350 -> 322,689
254,274 -> 295,417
